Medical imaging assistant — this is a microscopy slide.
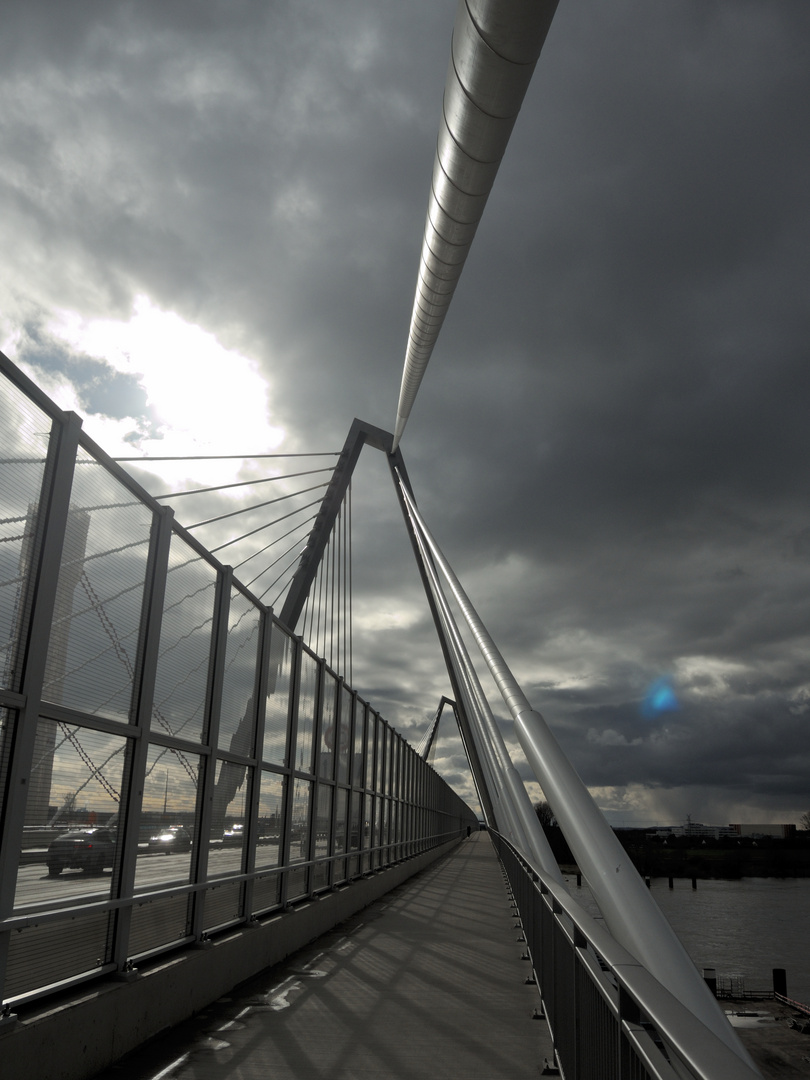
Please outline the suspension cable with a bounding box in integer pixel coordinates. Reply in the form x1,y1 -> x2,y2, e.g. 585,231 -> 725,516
185,482 -> 329,530
152,466 -> 333,500
114,452 -> 339,461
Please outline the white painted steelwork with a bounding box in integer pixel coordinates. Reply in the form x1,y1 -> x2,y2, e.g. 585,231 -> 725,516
495,833 -> 763,1080
393,0 -> 559,448
404,476 -> 565,881
395,476 -> 757,1071
416,524 -> 533,850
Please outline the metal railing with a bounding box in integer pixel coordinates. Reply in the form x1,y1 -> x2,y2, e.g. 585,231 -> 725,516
492,831 -> 762,1080
0,351 -> 476,1010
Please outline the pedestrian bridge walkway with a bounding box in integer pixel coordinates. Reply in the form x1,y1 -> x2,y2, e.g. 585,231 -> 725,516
0,345 -> 764,1080
0,0 -> 767,1071
93,832 -> 552,1080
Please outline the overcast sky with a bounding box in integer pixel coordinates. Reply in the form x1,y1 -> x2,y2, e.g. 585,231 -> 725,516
2,0 -> 808,827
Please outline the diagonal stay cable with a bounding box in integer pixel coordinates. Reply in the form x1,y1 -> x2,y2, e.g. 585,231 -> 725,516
152,466 -> 333,500
263,552 -> 309,608
232,516 -> 317,573
209,501 -> 322,554
114,452 -> 339,461
185,482 -> 329,530
243,538 -> 307,591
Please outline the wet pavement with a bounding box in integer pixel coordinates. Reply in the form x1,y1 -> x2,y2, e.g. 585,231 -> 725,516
94,832 -> 554,1080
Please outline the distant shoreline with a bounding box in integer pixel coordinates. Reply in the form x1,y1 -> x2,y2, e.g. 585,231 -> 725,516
619,843 -> 810,880
543,825 -> 810,879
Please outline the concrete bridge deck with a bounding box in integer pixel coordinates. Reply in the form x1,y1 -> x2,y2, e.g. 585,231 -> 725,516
93,832 -> 554,1080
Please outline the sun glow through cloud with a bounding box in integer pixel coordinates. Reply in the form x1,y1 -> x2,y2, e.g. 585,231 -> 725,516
46,296 -> 284,457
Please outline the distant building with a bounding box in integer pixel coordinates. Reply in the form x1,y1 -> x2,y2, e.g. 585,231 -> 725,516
647,824 -> 735,840
729,823 -> 796,839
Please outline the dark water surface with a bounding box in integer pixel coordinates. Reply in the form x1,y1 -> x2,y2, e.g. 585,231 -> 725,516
564,875 -> 810,1004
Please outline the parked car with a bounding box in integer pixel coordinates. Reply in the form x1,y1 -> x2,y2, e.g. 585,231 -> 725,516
47,827 -> 116,876
147,825 -> 192,854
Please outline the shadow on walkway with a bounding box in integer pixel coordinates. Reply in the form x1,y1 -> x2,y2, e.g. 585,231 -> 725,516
96,833 -> 554,1079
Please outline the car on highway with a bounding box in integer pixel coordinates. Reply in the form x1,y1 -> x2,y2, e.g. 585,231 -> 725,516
147,825 -> 192,854
46,827 -> 116,876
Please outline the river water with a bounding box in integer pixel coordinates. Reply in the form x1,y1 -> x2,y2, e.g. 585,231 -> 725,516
563,874 -> 810,1004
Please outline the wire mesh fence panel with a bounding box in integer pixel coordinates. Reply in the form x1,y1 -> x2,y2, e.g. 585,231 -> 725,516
352,699 -> 365,789
5,910 -> 112,1000
285,866 -> 308,902
286,776 -> 313,901
380,797 -> 391,862
372,795 -> 384,868
360,790 -> 372,873
318,671 -> 337,781
0,377 -> 50,695
263,625 -> 292,767
134,744 -> 201,890
217,588 -> 261,754
0,707 -> 15,839
16,719 -> 128,909
42,452 -> 153,722
293,649 -> 318,774
251,872 -> 282,915
335,685 -> 352,785
203,881 -> 244,933
375,724 -> 385,793
312,781 -> 332,891
128,893 -> 191,959
365,712 -> 376,790
349,790 -> 363,857
152,535 -> 217,745
256,770 -> 284,872
209,759 -> 249,877
332,787 -> 348,884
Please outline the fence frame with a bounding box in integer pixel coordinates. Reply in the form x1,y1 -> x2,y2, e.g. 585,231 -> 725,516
0,351 -> 476,1012
492,830 -> 763,1080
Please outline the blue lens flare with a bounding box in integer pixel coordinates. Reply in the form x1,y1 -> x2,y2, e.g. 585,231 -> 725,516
641,677 -> 679,718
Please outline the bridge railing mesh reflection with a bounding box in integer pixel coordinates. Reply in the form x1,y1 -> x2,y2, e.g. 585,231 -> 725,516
0,353 -> 476,1008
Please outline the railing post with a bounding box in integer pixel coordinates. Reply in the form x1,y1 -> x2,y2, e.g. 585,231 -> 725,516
189,566 -> 231,939
618,985 -> 643,1079
242,602 -> 273,920
0,410 -> 82,1003
109,504 -> 174,972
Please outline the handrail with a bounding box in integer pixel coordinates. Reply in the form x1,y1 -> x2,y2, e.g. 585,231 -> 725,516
774,992 -> 810,1017
491,831 -> 763,1080
394,473 -> 756,1069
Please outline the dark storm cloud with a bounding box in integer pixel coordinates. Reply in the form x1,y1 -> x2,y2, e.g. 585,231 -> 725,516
1,0 -> 808,824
